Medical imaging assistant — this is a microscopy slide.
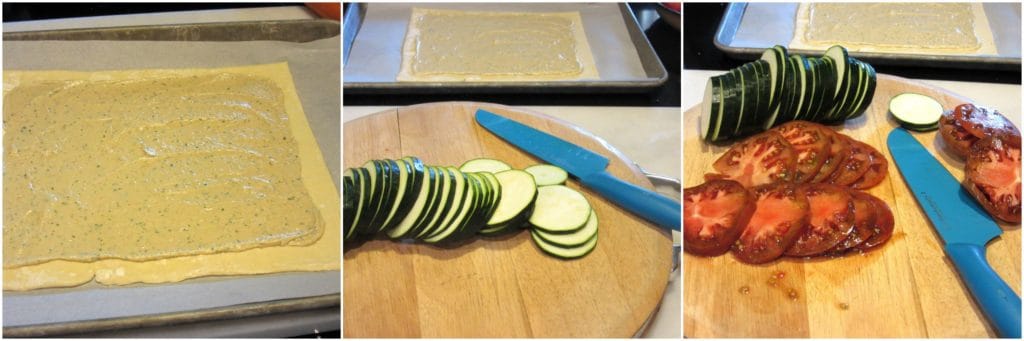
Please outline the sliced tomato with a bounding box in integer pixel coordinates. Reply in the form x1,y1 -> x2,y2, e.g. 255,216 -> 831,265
732,183 -> 809,264
785,183 -> 855,257
683,179 -> 756,256
939,110 -> 977,159
772,121 -> 832,183
811,128 -> 852,183
954,104 -> 1021,145
707,130 -> 797,188
828,190 -> 877,253
828,137 -> 873,186
849,144 -> 889,190
855,192 -> 894,251
964,136 -> 1022,223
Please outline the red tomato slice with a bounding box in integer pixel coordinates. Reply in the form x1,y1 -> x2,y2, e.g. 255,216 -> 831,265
828,190 -> 877,253
939,110 -> 978,159
785,183 -> 855,257
855,192 -> 894,251
811,128 -> 852,183
732,183 -> 809,264
707,130 -> 797,188
684,179 -> 756,256
772,121 -> 832,183
828,137 -> 873,186
965,136 -> 1022,223
954,104 -> 1021,145
849,144 -> 889,190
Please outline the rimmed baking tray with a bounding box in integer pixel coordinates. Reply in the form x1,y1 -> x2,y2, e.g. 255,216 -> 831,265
3,19 -> 340,337
343,2 -> 667,94
714,2 -> 1021,70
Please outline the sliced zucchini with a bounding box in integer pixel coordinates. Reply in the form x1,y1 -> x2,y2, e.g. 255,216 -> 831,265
387,166 -> 437,239
701,76 -> 726,142
530,230 -> 597,259
889,92 -> 943,131
486,170 -> 537,227
424,168 -> 475,243
415,167 -> 458,239
529,185 -> 591,233
533,209 -> 598,247
824,45 -> 849,98
459,158 -> 511,174
525,164 -> 569,186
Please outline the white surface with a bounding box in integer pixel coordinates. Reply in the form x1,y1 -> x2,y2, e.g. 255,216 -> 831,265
3,6 -> 317,32
683,69 -> 1023,129
342,105 -> 682,338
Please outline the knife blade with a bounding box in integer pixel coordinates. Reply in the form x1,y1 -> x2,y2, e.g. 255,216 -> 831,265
887,128 -> 1021,338
475,109 -> 680,231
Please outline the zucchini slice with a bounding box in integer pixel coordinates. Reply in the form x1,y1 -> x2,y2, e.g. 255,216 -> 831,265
530,230 -> 597,259
701,76 -> 726,142
459,158 -> 511,174
889,92 -> 943,131
533,209 -> 598,247
486,170 -> 538,227
525,164 -> 569,186
824,45 -> 849,98
387,166 -> 437,239
529,185 -> 591,233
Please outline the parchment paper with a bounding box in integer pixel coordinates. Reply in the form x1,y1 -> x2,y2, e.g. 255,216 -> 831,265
344,3 -> 648,82
3,38 -> 340,328
729,2 -> 1021,58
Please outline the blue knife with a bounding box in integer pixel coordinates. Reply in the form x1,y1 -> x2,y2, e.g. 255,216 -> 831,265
888,128 -> 1021,338
475,109 -> 680,231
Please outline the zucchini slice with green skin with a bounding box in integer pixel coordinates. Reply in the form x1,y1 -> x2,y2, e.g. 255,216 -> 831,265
424,168 -> 475,243
355,163 -> 381,236
530,230 -> 598,259
824,45 -> 849,98
889,93 -> 943,131
376,159 -> 411,233
760,46 -> 789,129
718,70 -> 742,141
525,164 -> 569,186
387,166 -> 438,239
459,158 -> 511,174
486,169 -> 538,227
529,185 -> 591,233
701,76 -> 726,142
343,172 -> 356,238
849,60 -> 877,120
415,167 -> 458,239
533,209 -> 598,247
478,171 -> 502,221
345,168 -> 366,241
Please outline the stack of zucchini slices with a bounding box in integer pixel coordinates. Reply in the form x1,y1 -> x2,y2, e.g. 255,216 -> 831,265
343,157 -> 598,259
702,45 -> 877,142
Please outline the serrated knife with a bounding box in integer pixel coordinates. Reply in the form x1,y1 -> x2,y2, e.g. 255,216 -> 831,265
475,109 -> 680,231
888,128 -> 1021,338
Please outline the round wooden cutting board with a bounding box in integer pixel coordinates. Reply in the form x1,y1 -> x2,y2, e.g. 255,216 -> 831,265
343,102 -> 673,338
683,74 -> 1021,338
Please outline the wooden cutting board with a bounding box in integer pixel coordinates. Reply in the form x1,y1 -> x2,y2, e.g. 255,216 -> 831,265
343,102 -> 673,337
683,74 -> 1022,338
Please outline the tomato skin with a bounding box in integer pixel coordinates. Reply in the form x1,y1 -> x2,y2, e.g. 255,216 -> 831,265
849,144 -> 888,190
811,128 -> 852,183
684,180 -> 756,256
828,190 -> 877,253
732,183 -> 809,264
772,121 -> 832,183
964,136 -> 1022,223
707,130 -> 797,188
855,192 -> 894,251
828,137 -> 873,186
785,183 -> 855,257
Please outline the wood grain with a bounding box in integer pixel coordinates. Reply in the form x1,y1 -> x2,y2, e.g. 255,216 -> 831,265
343,102 -> 673,337
683,74 -> 1021,338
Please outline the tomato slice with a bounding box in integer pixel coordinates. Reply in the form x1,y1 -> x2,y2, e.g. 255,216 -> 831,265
732,183 -> 809,264
954,104 -> 1021,145
849,144 -> 889,190
855,192 -> 894,251
772,121 -> 832,183
707,130 -> 797,188
828,137 -> 873,186
828,190 -> 877,253
811,128 -> 852,183
965,136 -> 1022,223
785,183 -> 855,257
939,110 -> 977,159
683,179 -> 756,256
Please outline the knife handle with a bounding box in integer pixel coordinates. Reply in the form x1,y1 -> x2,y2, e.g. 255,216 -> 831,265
946,243 -> 1022,338
580,171 -> 680,231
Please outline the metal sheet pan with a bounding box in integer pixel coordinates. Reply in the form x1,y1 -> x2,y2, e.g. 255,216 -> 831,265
343,2 -> 667,94
714,2 -> 1022,70
2,20 -> 340,337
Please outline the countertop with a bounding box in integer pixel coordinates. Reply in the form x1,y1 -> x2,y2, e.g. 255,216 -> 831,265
343,105 -> 682,338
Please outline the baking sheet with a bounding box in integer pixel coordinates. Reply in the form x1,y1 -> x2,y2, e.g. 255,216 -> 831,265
714,2 -> 1022,69
2,38 -> 340,329
343,2 -> 665,92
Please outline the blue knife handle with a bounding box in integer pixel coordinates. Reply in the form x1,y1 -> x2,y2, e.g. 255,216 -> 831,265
579,171 -> 680,231
946,243 -> 1022,338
